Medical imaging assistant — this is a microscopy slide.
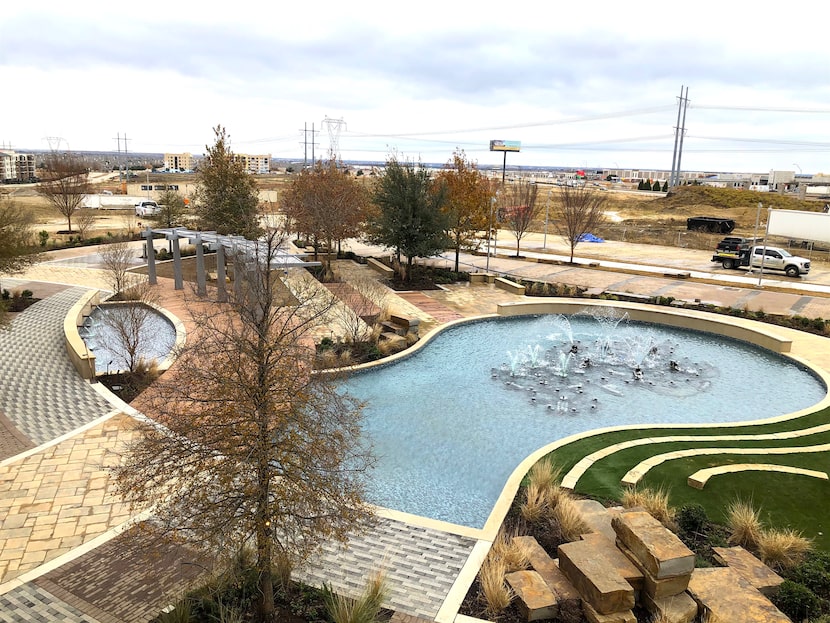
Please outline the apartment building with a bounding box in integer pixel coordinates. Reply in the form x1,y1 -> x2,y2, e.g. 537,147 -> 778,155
163,153 -> 193,172
233,153 -> 271,174
0,150 -> 36,182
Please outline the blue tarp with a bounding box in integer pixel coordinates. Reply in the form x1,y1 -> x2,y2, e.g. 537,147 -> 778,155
578,233 -> 605,243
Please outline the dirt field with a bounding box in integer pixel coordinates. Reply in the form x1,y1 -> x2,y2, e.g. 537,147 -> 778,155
4,176 -> 827,255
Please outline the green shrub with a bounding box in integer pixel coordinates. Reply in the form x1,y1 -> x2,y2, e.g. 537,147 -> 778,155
318,336 -> 335,351
38,230 -> 49,247
21,290 -> 33,299
773,580 -> 821,622
677,503 -> 707,537
789,551 -> 830,600
1,289 -> 9,301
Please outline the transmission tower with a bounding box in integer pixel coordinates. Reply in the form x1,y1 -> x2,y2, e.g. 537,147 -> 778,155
44,136 -> 68,151
321,116 -> 346,159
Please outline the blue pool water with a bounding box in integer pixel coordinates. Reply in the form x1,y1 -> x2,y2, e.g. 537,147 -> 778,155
340,313 -> 827,528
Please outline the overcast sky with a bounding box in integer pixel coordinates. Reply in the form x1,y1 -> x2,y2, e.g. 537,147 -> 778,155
2,1 -> 829,174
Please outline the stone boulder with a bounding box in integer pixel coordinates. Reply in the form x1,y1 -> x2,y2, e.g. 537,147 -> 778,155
505,570 -> 558,621
611,511 -> 695,580
686,567 -> 791,623
558,539 -> 635,615
712,546 -> 784,597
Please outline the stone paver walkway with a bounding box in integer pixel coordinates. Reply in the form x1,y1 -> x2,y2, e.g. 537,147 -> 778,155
294,517 -> 477,620
5,238 -> 830,622
0,287 -> 114,444
0,413 -> 138,586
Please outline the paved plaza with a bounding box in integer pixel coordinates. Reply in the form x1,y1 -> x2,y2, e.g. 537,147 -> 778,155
2,239 -> 830,621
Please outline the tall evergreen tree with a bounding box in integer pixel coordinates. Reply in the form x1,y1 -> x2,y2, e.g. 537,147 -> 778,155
365,156 -> 449,281
195,125 -> 261,239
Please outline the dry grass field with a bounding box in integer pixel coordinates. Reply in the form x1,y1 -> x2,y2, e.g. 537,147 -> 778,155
3,174 -> 826,252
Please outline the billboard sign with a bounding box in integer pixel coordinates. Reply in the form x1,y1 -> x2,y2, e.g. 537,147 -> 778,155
490,140 -> 521,152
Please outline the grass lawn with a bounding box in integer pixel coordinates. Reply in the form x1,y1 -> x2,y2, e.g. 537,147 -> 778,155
535,404 -> 830,550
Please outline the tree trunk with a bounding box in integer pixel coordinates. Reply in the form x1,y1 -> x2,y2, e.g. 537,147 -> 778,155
406,255 -> 414,282
516,238 -> 521,257
454,239 -> 460,273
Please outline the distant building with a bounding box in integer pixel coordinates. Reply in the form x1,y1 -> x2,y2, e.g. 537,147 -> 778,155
0,150 -> 36,182
232,153 -> 271,174
163,153 -> 193,172
0,150 -> 15,181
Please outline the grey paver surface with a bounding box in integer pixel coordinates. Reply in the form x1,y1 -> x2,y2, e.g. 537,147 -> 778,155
294,516 -> 477,619
0,287 -> 113,444
0,584 -> 101,623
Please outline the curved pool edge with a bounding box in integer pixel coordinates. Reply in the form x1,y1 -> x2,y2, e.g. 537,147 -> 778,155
323,298 -> 830,542
86,300 -> 187,376
479,298 -> 830,540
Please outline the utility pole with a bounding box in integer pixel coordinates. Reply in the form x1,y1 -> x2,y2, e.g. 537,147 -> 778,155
299,123 -> 319,168
675,87 -> 689,187
669,85 -> 683,188
669,87 -> 689,188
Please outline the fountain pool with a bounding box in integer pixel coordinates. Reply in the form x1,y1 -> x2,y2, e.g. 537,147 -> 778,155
79,303 -> 177,374
340,312 -> 826,528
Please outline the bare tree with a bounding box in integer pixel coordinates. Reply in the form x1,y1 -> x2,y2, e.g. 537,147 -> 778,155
329,271 -> 389,344
37,151 -> 91,233
75,209 -> 97,240
112,229 -> 375,622
500,181 -> 539,257
150,188 -> 190,229
98,280 -> 159,373
553,185 -> 608,263
100,240 -> 138,297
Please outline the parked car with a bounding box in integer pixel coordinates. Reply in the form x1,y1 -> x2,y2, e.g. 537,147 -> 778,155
135,200 -> 161,216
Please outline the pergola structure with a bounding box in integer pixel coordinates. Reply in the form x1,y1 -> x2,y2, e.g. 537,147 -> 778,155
141,227 -> 321,300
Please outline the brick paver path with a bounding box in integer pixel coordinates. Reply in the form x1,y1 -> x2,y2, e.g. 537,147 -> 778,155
395,292 -> 465,324
0,413 -> 138,585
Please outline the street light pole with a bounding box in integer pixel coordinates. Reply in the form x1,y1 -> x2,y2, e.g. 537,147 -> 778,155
486,195 -> 495,274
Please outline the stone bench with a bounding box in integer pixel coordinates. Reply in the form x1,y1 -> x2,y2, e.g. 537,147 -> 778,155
663,271 -> 691,279
367,257 -> 394,278
494,277 -> 526,295
469,272 -> 494,284
604,291 -> 653,304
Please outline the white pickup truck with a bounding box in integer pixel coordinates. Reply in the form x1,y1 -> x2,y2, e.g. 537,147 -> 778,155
134,200 -> 161,217
713,241 -> 810,277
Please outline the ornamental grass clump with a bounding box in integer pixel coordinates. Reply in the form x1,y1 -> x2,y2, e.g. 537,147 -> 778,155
479,554 -> 513,617
757,528 -> 813,572
726,499 -> 763,550
322,569 -> 388,623
489,530 -> 529,574
520,482 -> 548,523
621,486 -> 676,529
553,493 -> 590,542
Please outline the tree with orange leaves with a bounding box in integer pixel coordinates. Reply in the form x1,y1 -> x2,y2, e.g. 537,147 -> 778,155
435,149 -> 495,272
282,158 -> 368,272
